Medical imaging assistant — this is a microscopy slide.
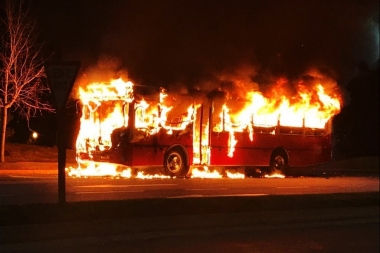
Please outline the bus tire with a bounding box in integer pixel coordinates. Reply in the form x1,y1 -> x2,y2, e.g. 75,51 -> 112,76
163,147 -> 189,177
269,149 -> 288,175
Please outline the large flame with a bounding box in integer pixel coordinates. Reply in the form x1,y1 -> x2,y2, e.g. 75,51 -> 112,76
213,82 -> 342,159
215,83 -> 341,130
76,78 -> 134,155
68,75 -> 342,179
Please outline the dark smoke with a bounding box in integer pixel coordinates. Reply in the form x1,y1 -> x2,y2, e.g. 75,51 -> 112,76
25,0 -> 379,157
31,0 -> 379,90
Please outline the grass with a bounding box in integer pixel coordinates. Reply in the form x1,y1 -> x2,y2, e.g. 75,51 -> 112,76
3,142 -> 76,163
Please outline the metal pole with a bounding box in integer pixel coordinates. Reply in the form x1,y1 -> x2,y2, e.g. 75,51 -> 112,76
199,104 -> 203,164
57,109 -> 66,203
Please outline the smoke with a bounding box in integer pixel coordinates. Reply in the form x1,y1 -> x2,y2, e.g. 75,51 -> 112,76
33,0 -> 379,99
84,55 -> 128,83
360,18 -> 380,67
71,54 -> 130,99
96,0 -> 378,88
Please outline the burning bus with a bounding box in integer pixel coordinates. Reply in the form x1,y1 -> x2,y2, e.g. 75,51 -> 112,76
70,77 -> 342,178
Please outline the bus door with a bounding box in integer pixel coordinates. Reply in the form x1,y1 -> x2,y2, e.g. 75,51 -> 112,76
128,100 -> 163,167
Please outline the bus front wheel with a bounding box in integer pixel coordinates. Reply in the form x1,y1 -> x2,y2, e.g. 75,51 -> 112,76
164,148 -> 189,177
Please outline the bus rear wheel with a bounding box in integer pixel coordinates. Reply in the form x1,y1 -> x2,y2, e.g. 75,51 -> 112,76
164,148 -> 189,177
269,150 -> 288,175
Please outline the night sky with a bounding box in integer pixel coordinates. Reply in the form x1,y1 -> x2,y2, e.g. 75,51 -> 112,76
29,0 -> 379,90
8,0 -> 379,157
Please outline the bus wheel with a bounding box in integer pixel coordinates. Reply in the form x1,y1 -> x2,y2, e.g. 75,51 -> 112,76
269,150 -> 288,175
164,148 -> 189,177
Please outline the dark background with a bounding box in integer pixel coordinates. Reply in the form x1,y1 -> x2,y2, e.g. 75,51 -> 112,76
4,0 -> 379,159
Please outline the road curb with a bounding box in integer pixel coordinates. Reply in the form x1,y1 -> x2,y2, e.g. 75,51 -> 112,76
0,170 -> 58,175
0,162 -> 77,176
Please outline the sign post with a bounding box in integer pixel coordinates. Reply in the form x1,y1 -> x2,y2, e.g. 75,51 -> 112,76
45,61 -> 80,204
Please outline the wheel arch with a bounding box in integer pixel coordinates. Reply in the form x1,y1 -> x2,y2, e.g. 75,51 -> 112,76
270,147 -> 289,165
165,144 -> 190,167
163,144 -> 191,177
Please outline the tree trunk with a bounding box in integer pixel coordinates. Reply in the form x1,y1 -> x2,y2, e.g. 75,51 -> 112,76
0,107 -> 8,162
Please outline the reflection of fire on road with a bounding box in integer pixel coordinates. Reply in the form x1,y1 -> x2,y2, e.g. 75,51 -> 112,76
67,71 -> 342,179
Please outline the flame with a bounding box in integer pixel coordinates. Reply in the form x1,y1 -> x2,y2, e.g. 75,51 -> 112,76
67,162 -> 132,178
76,78 -> 133,155
135,171 -> 172,179
70,78 -> 135,177
191,167 -> 245,179
226,170 -> 245,179
217,84 -> 340,132
264,173 -> 286,178
68,78 -> 201,177
67,164 -> 245,179
213,82 -> 342,156
67,74 -> 342,178
191,167 -> 223,179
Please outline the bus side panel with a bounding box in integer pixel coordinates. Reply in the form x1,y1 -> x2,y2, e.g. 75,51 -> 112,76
131,145 -> 164,167
156,130 -> 194,167
209,131 -> 332,167
286,134 -> 332,166
209,132 -> 273,166
128,130 -> 194,167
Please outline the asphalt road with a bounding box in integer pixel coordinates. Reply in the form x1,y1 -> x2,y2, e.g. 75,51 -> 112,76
1,176 -> 378,252
0,193 -> 379,253
0,176 -> 379,204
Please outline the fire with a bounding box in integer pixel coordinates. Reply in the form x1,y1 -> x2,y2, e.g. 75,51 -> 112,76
67,74 -> 341,179
191,167 -> 223,179
68,78 -> 206,178
67,162 -> 132,178
135,172 -> 172,179
213,82 -> 342,156
264,173 -> 286,179
190,167 -> 245,179
217,83 -> 341,130
226,170 -> 245,179
75,78 -> 133,155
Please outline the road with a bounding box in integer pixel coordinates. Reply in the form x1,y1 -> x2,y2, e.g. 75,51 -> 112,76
0,175 -> 379,205
1,175 -> 378,253
0,193 -> 379,253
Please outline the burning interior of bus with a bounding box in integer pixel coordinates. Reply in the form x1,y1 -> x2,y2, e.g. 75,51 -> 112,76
69,77 -> 342,179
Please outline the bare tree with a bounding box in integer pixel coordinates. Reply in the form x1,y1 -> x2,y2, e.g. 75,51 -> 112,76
0,0 -> 54,162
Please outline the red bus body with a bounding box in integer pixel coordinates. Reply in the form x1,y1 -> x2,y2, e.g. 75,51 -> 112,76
77,96 -> 333,177
209,131 -> 331,167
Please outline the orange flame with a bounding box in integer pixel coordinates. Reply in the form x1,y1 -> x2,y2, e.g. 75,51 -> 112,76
213,82 -> 341,156
68,75 -> 341,179
76,78 -> 133,155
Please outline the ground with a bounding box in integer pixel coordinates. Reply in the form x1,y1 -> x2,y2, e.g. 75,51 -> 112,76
3,142 -> 76,163
0,142 -> 77,171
